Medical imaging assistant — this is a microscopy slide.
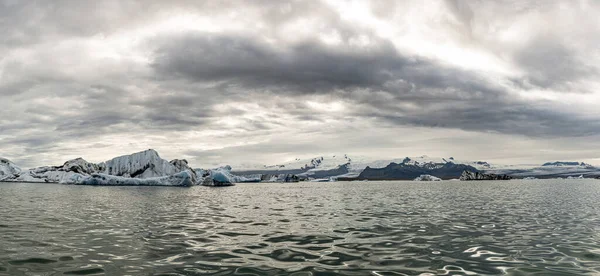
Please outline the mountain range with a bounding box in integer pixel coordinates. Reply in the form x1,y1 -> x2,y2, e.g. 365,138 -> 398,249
234,155 -> 600,180
2,151 -> 599,185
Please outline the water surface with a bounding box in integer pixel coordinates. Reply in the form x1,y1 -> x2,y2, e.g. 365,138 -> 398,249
1,180 -> 600,275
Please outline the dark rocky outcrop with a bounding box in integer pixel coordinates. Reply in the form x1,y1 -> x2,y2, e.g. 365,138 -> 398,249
357,162 -> 478,180
308,163 -> 350,179
460,170 -> 512,181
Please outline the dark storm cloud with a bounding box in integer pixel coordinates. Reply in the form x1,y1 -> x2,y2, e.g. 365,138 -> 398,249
152,33 -> 400,93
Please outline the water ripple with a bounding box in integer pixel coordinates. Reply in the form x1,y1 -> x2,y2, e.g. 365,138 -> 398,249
1,180 -> 600,275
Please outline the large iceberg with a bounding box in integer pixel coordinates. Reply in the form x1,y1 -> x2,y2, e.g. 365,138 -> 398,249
98,149 -> 182,178
80,171 -> 194,186
2,150 -> 200,186
2,150 -> 268,186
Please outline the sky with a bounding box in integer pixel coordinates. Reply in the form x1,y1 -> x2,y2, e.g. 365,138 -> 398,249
2,0 -> 600,169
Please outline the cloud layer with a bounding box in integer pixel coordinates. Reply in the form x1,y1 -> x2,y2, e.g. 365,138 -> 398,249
2,0 -> 600,168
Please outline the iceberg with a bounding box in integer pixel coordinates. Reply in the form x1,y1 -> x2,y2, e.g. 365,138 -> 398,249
460,170 -> 512,181
98,149 -> 182,178
62,158 -> 101,174
196,166 -> 262,186
413,174 -> 442,181
260,174 -> 301,182
3,150 -> 202,186
0,158 -> 22,181
16,169 -> 87,184
79,171 -> 194,186
169,159 -> 197,184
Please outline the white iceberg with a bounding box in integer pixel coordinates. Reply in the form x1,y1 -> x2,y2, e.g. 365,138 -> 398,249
98,149 -> 182,178
4,150 -> 201,186
0,158 -> 22,181
413,174 -> 442,181
16,169 -> 87,184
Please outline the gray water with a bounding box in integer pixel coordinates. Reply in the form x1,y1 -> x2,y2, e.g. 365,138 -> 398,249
1,180 -> 600,275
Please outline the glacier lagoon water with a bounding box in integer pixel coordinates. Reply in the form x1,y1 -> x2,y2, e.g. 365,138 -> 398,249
1,180 -> 600,275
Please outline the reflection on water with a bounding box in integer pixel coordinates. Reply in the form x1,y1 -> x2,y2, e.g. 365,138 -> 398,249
1,180 -> 600,275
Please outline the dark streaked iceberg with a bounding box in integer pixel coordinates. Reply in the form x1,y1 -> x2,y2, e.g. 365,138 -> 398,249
459,170 -> 512,181
81,171 -> 195,186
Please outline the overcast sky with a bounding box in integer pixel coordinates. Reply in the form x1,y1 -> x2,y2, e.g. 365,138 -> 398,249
2,0 -> 600,168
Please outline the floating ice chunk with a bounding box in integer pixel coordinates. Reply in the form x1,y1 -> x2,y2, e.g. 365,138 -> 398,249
413,174 -> 442,181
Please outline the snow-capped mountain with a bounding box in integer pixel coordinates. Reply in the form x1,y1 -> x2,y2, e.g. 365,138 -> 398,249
488,161 -> 599,178
233,154 -> 498,180
3,151 -> 600,183
234,155 -> 600,180
541,161 -> 594,168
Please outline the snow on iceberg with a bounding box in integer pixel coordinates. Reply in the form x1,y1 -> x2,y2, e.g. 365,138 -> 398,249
0,158 -> 22,181
62,158 -> 101,174
12,158 -> 96,184
16,169 -> 87,184
79,171 -> 194,186
413,174 -> 442,181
